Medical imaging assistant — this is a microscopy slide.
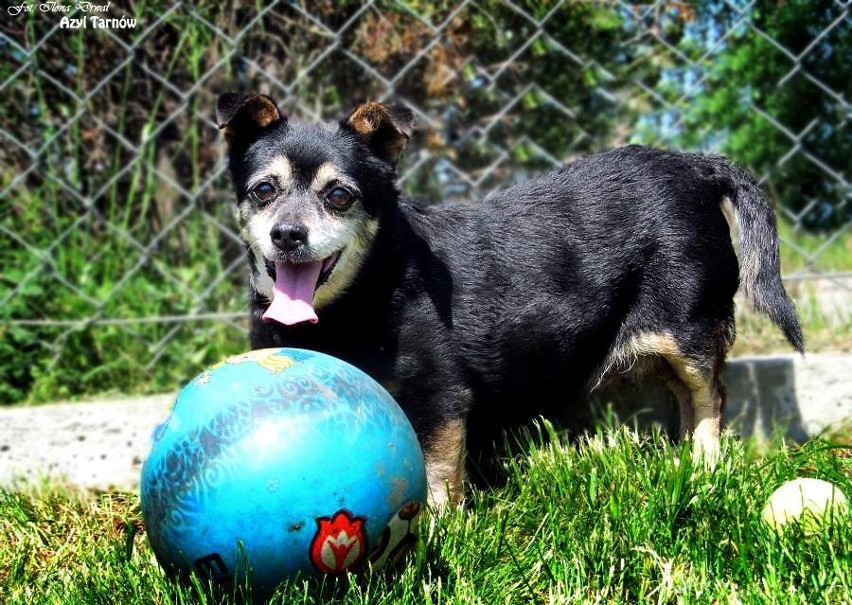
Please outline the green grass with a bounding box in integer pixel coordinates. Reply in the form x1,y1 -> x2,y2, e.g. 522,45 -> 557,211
778,221 -> 850,276
2,427 -> 849,604
729,220 -> 850,357
732,289 -> 851,357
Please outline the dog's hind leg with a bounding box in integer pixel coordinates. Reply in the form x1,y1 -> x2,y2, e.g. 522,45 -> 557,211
627,331 -> 727,467
664,355 -> 726,468
663,375 -> 694,442
423,417 -> 467,507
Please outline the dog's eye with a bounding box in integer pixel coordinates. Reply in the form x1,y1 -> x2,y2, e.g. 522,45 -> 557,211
325,187 -> 355,210
250,182 -> 276,204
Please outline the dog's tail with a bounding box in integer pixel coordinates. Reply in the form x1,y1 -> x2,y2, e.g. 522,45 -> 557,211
703,155 -> 804,353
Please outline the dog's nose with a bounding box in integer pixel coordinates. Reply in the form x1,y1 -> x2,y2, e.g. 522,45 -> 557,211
270,223 -> 308,252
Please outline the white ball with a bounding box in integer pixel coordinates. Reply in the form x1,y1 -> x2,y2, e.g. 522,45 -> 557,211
761,478 -> 848,533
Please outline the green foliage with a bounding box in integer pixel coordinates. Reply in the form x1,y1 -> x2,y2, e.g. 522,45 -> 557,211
669,0 -> 849,229
1,431 -> 850,603
1,8 -> 248,404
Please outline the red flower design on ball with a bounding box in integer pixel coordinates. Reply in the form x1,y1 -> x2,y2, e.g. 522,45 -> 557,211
309,509 -> 367,574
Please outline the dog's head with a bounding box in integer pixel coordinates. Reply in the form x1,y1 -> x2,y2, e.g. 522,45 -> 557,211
216,93 -> 414,326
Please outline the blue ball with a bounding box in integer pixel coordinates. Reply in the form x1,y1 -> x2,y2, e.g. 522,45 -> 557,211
141,348 -> 427,594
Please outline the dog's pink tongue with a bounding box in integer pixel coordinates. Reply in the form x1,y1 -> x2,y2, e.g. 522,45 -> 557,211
262,261 -> 322,325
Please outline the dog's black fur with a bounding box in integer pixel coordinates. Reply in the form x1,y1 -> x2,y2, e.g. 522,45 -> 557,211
217,94 -> 803,504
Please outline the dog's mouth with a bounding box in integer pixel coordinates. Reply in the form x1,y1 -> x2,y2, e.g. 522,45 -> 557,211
262,252 -> 341,326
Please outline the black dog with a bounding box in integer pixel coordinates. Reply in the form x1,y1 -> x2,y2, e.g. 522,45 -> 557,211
216,93 -> 803,504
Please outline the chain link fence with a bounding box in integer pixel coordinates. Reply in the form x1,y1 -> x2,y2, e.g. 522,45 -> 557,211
1,0 -> 849,404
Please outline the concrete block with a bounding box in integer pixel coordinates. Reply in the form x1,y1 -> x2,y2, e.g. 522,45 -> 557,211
592,354 -> 852,442
724,354 -> 851,441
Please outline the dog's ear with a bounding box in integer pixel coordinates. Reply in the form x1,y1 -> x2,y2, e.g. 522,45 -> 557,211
216,93 -> 284,143
344,102 -> 414,165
